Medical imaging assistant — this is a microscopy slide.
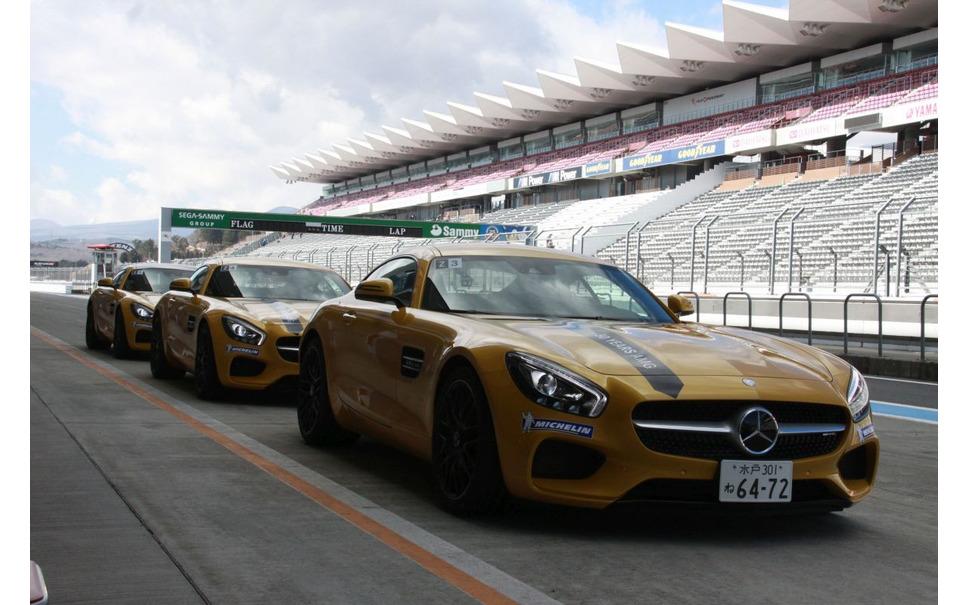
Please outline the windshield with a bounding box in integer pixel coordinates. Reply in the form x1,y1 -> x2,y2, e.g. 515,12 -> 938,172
423,255 -> 674,323
124,267 -> 193,292
207,265 -> 350,301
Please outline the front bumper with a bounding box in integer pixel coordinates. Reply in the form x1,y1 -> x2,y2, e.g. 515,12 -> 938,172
482,370 -> 879,510
210,328 -> 301,391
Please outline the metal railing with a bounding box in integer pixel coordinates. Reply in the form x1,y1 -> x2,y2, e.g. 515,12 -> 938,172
778,293 -> 813,345
920,294 -> 938,361
843,293 -> 883,357
722,292 -> 752,329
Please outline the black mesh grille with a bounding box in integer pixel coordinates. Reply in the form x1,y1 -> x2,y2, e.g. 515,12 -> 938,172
531,440 -> 605,480
275,336 -> 300,363
632,401 -> 848,461
230,357 -> 266,377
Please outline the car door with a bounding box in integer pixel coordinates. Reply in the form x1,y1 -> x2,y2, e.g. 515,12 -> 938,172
94,268 -> 128,338
331,257 -> 419,430
166,265 -> 211,365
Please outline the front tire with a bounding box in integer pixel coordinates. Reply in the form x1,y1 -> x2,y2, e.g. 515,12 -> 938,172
297,336 -> 358,446
150,313 -> 183,379
112,309 -> 132,359
194,322 -> 224,400
85,304 -> 105,350
432,365 -> 506,515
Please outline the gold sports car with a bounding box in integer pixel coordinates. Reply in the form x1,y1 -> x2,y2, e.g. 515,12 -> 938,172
86,263 -> 195,358
296,244 -> 878,514
150,258 -> 349,398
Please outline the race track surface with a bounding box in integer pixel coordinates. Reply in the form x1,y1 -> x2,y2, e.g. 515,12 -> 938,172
30,292 -> 938,604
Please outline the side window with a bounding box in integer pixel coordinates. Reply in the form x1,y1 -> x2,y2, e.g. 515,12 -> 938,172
189,266 -> 209,294
124,270 -> 150,292
364,258 -> 418,306
112,270 -> 127,289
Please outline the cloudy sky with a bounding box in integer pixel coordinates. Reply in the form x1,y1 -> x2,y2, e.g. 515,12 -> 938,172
30,0 -> 788,225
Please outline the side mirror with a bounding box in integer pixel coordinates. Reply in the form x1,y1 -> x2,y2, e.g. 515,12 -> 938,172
170,278 -> 195,293
667,294 -> 695,318
355,278 -> 404,309
97,277 -> 115,288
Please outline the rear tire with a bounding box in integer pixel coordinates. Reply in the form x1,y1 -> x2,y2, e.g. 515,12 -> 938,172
150,313 -> 183,379
85,304 -> 105,350
194,323 -> 224,400
297,336 -> 358,446
112,309 -> 132,359
432,365 -> 506,515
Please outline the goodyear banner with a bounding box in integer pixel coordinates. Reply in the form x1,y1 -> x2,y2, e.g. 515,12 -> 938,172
619,140 -> 726,172
167,208 -> 533,240
583,159 -> 612,178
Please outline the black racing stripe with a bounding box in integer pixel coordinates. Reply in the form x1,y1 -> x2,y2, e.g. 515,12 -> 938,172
566,322 -> 684,399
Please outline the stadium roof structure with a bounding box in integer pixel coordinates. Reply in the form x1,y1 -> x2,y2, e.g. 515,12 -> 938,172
271,0 -> 938,184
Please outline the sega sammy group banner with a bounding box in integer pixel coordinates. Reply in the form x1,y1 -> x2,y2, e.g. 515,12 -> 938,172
619,140 -> 726,173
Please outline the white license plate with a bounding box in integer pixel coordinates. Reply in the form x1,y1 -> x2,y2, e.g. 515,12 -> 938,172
719,460 -> 792,503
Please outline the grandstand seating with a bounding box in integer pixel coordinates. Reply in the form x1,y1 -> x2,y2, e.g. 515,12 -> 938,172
306,66 -> 936,216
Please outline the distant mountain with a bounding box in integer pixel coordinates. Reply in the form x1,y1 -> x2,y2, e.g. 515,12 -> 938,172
30,218 -> 158,243
267,206 -> 298,214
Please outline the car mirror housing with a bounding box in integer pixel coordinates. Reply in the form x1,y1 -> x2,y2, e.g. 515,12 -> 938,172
356,278 -> 404,309
667,294 -> 694,318
169,278 -> 195,293
97,277 -> 115,288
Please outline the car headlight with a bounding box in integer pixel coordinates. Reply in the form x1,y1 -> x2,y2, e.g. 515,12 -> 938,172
221,316 -> 266,346
132,303 -> 153,320
846,367 -> 871,422
506,352 -> 607,418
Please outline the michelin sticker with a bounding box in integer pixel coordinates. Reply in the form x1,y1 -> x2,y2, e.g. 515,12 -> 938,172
857,423 -> 876,442
226,344 -> 260,356
522,411 -> 594,438
434,257 -> 463,270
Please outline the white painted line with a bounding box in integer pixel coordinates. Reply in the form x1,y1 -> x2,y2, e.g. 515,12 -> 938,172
872,413 -> 939,426
865,375 -> 937,386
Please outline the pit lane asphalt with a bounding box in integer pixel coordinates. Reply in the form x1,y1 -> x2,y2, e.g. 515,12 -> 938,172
30,292 -> 937,604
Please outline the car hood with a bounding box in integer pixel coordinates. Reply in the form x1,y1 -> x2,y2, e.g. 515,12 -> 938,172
486,318 -> 832,382
129,292 -> 164,307
223,298 -> 320,330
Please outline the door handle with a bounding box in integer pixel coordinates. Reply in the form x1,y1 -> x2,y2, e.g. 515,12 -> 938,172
341,312 -> 357,323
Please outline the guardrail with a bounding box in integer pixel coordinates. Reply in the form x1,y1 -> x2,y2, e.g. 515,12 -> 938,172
778,292 -> 813,345
676,291 -> 701,322
920,294 -> 938,361
722,291 -> 752,329
843,293 -> 883,357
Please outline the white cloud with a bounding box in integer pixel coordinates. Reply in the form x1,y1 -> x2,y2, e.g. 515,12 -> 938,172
30,0 -> 664,223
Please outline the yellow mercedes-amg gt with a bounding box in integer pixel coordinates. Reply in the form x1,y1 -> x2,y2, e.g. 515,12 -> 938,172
150,258 -> 349,398
86,263 -> 195,358
297,244 -> 878,514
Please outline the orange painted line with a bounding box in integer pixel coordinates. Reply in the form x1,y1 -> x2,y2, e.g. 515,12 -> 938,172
32,328 -> 518,605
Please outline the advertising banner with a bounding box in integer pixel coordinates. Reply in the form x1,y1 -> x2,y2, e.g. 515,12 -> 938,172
881,99 -> 938,128
167,208 -> 532,239
775,118 -> 840,146
619,140 -> 726,172
663,79 -> 757,124
513,165 -> 582,189
725,129 -> 774,154
583,159 -> 613,178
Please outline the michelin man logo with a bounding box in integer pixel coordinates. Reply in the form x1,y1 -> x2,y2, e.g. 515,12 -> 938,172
522,411 -> 535,433
430,224 -> 442,237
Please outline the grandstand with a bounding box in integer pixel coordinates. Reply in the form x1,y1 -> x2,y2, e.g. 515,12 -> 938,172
238,1 -> 938,299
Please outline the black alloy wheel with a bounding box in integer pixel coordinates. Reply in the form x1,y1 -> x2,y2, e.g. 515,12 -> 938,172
297,337 -> 358,446
432,366 -> 506,514
85,304 -> 105,350
194,323 -> 224,400
112,309 -> 132,359
149,313 -> 183,379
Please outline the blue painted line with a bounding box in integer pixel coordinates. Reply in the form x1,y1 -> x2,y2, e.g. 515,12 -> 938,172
872,400 -> 938,424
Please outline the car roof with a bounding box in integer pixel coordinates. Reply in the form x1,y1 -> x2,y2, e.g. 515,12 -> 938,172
208,257 -> 339,271
126,262 -> 196,271
422,243 -> 612,265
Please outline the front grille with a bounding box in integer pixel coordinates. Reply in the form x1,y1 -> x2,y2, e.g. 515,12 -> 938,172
632,401 -> 848,461
275,336 -> 300,363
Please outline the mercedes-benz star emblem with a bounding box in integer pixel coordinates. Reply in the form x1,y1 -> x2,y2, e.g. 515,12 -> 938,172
735,407 -> 780,455
742,377 -> 757,387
